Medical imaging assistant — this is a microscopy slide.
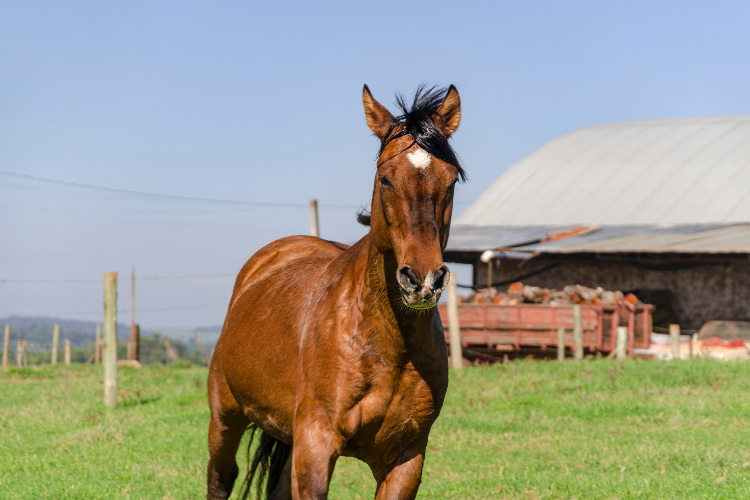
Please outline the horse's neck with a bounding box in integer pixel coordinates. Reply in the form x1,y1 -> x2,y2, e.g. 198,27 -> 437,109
359,235 -> 436,354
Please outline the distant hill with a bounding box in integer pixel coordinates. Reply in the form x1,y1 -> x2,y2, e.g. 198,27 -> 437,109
195,325 -> 223,334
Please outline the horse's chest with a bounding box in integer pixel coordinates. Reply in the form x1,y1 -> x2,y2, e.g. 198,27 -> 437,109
350,369 -> 442,460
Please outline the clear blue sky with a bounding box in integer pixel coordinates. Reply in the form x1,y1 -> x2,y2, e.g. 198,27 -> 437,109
2,1 -> 749,328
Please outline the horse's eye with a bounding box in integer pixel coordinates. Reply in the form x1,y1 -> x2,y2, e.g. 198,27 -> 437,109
379,176 -> 391,187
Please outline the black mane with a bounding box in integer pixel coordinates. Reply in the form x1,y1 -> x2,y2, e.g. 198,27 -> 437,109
358,85 -> 466,227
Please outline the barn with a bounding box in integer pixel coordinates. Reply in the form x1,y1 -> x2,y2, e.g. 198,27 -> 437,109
445,114 -> 750,331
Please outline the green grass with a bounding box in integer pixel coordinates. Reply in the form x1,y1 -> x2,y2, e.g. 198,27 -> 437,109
2,360 -> 750,498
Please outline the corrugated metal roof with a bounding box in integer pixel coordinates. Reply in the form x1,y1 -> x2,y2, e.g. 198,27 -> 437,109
446,225 -> 570,251
445,223 -> 750,256
458,114 -> 750,226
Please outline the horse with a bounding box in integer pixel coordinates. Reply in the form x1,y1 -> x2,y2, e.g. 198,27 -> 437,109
206,84 -> 465,500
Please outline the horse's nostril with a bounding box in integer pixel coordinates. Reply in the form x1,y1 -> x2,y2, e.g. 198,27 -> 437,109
398,266 -> 421,292
432,267 -> 447,291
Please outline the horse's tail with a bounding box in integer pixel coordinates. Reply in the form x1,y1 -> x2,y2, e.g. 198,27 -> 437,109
240,424 -> 293,499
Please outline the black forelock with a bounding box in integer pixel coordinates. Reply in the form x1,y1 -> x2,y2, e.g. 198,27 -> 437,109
377,84 -> 467,182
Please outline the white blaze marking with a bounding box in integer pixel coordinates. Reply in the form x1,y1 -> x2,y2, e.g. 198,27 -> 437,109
406,148 -> 431,169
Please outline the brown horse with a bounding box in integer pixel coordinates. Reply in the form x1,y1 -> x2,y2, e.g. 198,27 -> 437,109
207,84 -> 465,500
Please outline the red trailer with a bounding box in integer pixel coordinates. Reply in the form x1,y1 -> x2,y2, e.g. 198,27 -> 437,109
437,302 -> 652,355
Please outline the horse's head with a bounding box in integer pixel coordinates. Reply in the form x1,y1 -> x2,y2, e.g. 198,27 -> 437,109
361,85 -> 465,310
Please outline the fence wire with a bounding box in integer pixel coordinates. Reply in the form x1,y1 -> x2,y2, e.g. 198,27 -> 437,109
3,333 -> 213,367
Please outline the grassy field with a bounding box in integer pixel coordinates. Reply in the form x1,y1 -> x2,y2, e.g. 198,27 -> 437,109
2,359 -> 750,499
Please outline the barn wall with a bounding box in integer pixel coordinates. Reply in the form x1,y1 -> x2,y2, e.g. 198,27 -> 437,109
474,259 -> 750,330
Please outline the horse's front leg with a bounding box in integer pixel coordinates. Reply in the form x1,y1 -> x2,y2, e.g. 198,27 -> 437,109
374,438 -> 428,500
291,408 -> 342,500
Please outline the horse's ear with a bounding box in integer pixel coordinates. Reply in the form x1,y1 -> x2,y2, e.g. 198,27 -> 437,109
362,85 -> 394,140
434,85 -> 461,137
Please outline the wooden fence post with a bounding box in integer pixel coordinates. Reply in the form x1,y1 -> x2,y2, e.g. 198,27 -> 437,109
95,324 -> 102,364
128,324 -> 140,361
616,326 -> 628,360
447,271 -> 463,370
103,272 -> 118,408
193,330 -> 211,365
557,327 -> 565,362
17,339 -> 26,367
670,324 -> 681,360
691,333 -> 698,359
573,305 -> 583,360
689,332 -> 694,358
51,324 -> 60,365
310,198 -> 319,237
2,325 -> 9,369
64,339 -> 71,365
159,331 -> 179,362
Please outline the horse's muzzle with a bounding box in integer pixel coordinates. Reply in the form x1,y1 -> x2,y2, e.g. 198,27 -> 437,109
397,265 -> 449,309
